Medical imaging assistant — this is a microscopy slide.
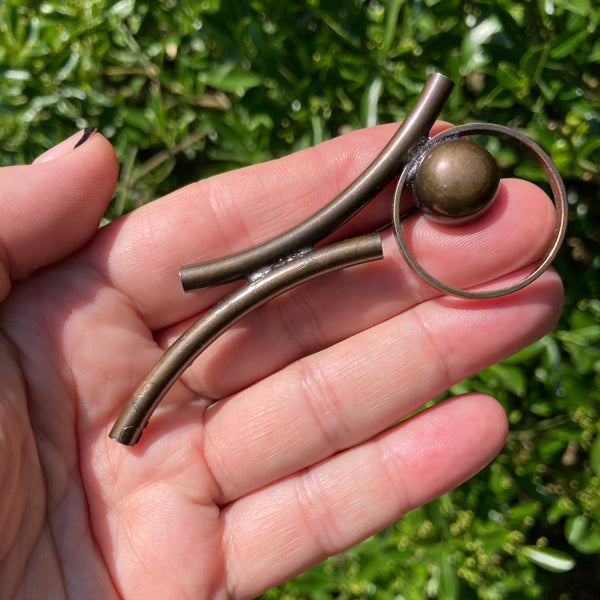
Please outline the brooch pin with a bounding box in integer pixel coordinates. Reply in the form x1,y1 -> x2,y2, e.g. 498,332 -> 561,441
109,73 -> 567,446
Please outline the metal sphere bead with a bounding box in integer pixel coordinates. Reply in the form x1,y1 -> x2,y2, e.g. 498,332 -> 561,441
413,138 -> 500,224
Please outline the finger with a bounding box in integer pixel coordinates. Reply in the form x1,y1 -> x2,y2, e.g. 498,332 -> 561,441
201,269 -> 562,503
222,393 -> 508,598
86,123 -> 450,328
0,130 -> 118,298
154,178 -> 556,399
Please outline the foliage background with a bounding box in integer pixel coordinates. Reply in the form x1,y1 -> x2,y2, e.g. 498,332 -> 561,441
1,0 -> 599,598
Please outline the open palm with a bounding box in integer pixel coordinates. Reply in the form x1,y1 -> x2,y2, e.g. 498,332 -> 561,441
0,127 -> 562,599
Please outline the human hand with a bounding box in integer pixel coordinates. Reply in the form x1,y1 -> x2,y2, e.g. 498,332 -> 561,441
0,125 -> 562,599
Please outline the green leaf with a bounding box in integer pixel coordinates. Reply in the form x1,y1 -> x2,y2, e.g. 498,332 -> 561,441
122,108 -> 154,133
522,546 -> 576,572
565,516 -> 600,554
497,62 -> 529,96
576,136 -> 600,161
381,0 -> 403,52
590,435 -> 600,476
550,30 -> 592,59
107,0 -> 136,19
504,339 -> 545,364
566,515 -> 587,545
461,16 -> 502,71
439,553 -> 459,600
553,0 -> 592,16
360,75 -> 382,127
508,499 -> 542,520
489,363 -> 527,397
198,66 -> 263,92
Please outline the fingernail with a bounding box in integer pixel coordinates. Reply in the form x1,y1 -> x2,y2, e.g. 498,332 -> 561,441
33,127 -> 97,164
73,127 -> 97,149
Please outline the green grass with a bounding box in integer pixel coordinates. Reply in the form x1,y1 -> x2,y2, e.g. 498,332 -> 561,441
1,1 -> 599,598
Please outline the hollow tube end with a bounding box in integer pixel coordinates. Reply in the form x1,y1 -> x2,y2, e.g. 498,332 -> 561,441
179,265 -> 194,292
109,422 -> 144,446
179,261 -> 241,292
179,264 -> 206,292
427,72 -> 453,87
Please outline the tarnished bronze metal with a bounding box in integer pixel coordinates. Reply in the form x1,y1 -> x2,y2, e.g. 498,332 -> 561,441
109,74 -> 568,446
392,123 -> 568,299
414,138 -> 499,223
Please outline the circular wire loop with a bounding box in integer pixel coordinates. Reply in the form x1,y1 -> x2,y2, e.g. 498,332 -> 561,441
392,123 -> 568,299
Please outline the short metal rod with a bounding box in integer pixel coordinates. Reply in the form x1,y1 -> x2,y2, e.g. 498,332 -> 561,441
179,73 -> 454,291
109,233 -> 384,445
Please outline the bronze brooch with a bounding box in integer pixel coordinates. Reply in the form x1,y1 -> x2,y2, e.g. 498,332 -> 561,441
109,73 -> 567,447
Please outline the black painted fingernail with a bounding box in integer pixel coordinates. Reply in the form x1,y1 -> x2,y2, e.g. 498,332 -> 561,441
74,127 -> 97,149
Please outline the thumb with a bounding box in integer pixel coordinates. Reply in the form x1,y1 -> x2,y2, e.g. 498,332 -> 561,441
0,129 -> 119,297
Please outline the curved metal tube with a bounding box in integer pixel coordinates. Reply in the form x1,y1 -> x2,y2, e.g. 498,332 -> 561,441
179,72 -> 454,290
109,234 -> 383,445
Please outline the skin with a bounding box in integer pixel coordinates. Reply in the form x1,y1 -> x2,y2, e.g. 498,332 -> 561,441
0,125 -> 562,599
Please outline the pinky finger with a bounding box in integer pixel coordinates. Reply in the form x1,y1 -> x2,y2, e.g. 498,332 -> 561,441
222,393 -> 508,599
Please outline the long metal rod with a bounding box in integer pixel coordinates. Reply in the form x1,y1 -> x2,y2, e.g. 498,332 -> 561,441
179,73 -> 454,291
109,234 -> 384,445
